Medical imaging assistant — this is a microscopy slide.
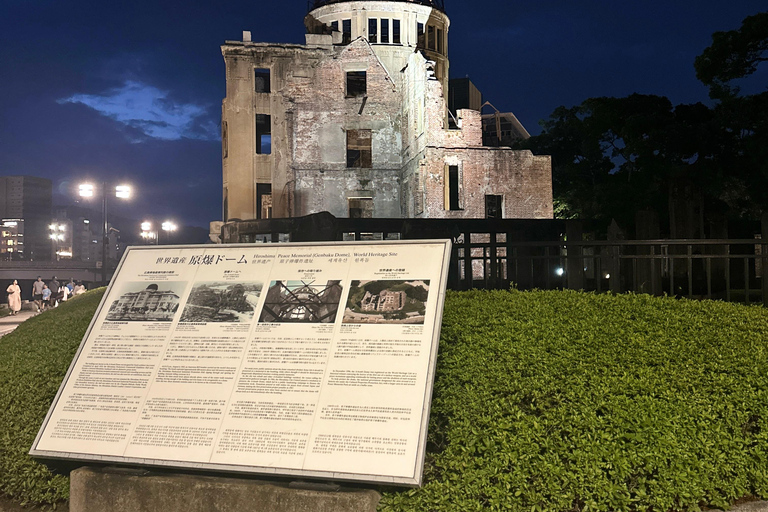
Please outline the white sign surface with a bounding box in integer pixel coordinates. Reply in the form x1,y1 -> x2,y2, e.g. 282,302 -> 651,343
31,240 -> 451,486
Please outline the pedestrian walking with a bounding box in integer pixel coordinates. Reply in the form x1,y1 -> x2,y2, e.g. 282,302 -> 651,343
58,284 -> 69,304
42,284 -> 51,310
48,276 -> 60,309
32,276 -> 45,312
6,280 -> 21,315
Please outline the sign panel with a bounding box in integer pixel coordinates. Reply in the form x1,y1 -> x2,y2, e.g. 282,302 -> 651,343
30,240 -> 451,486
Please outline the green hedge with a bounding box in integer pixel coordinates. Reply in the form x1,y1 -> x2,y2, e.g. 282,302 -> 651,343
380,290 -> 768,511
2,289 -> 768,511
0,289 -> 105,507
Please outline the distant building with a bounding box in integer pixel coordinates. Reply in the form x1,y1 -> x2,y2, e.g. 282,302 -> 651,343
52,206 -> 100,262
0,176 -> 52,260
219,0 -> 552,226
0,219 -> 24,261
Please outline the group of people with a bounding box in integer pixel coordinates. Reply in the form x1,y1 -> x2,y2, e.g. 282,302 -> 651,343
5,276 -> 87,315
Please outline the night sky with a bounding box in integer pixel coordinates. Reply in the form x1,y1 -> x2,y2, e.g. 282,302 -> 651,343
1,0 -> 765,230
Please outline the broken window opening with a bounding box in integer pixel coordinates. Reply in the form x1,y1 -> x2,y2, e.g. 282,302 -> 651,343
256,114 -> 271,155
446,165 -> 461,211
346,130 -> 372,168
346,71 -> 367,98
254,68 -> 270,93
381,19 -> 389,44
368,18 -> 378,43
342,19 -> 352,44
447,111 -> 459,130
417,22 -> 425,49
437,28 -> 444,53
222,121 -> 228,158
427,25 -> 436,50
257,183 -> 272,219
393,19 -> 401,44
485,195 -> 503,219
348,198 -> 373,219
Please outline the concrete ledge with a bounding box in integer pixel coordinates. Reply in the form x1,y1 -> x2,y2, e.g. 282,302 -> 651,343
70,467 -> 381,512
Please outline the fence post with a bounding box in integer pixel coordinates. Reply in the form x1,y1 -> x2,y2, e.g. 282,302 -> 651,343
566,221 -> 584,290
607,220 -> 623,293
762,213 -> 768,307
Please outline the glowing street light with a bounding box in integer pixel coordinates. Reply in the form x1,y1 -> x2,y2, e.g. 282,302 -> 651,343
79,182 -> 133,283
161,221 -> 177,244
78,184 -> 94,197
140,221 -> 157,244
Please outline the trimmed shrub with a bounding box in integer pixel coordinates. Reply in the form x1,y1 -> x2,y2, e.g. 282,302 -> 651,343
2,288 -> 768,511
379,290 -> 768,511
0,289 -> 105,507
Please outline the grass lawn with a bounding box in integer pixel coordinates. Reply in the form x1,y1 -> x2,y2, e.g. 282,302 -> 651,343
1,288 -> 767,511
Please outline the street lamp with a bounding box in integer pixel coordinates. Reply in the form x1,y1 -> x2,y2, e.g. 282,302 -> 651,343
161,221 -> 177,244
140,221 -> 157,244
79,182 -> 131,284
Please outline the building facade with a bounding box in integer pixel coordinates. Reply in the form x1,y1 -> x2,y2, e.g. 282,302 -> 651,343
221,0 -> 552,222
0,176 -> 52,260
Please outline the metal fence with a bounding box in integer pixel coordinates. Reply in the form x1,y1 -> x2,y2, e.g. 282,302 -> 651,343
221,214 -> 767,306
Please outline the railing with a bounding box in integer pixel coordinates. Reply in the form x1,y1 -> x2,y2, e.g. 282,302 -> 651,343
221,214 -> 767,305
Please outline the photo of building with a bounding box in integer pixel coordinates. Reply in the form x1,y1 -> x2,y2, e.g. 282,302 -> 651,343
343,279 -> 429,324
220,0 -> 552,224
259,280 -> 343,323
106,283 -> 182,322
180,282 -> 263,323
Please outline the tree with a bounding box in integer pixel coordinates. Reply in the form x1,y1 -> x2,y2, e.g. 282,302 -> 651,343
517,95 -> 726,232
695,11 -> 768,99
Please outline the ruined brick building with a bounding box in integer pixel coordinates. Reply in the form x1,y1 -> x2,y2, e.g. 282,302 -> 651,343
220,0 -> 553,222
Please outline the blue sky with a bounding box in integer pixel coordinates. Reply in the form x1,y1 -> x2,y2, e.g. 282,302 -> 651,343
0,0 -> 765,228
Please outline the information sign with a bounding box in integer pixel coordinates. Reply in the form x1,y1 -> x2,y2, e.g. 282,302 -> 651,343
30,240 -> 451,486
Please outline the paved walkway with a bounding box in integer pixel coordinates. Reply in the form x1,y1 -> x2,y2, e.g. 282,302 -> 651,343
0,308 -> 38,337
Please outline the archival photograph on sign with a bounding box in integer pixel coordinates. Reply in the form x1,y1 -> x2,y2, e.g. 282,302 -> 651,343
105,282 -> 185,322
342,280 -> 430,324
179,281 -> 263,323
259,280 -> 343,323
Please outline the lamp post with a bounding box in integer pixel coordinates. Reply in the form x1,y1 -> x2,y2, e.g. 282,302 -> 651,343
140,221 -> 157,244
79,182 -> 131,284
161,221 -> 177,244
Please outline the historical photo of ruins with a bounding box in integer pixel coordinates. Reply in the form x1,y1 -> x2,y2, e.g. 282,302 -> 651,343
179,282 -> 263,323
343,280 -> 430,324
258,280 -> 343,323
105,282 -> 184,322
